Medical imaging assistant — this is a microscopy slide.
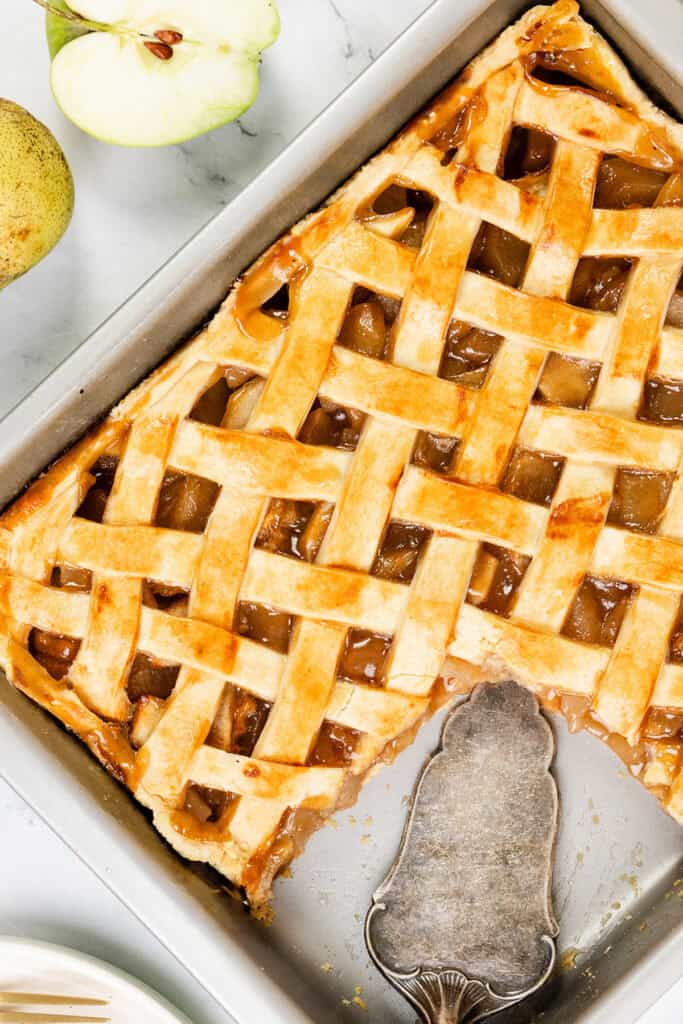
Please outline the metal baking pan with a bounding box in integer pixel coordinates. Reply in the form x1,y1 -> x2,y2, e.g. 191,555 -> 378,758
2,1 -> 683,1021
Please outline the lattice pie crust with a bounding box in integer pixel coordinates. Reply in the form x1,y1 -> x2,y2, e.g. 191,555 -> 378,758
2,1 -> 683,905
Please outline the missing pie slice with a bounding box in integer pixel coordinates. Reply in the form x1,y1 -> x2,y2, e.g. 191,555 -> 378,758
2,0 -> 683,906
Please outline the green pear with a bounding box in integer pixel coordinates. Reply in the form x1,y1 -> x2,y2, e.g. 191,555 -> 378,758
0,99 -> 74,289
46,0 -> 281,147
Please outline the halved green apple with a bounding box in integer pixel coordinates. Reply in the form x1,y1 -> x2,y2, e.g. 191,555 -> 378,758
47,0 -> 280,146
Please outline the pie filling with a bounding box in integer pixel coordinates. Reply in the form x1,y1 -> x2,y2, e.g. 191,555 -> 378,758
7,2 -> 683,906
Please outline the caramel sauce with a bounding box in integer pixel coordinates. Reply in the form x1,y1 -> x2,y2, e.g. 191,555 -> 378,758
170,799 -> 234,843
372,184 -> 410,215
430,103 -> 471,156
524,50 -> 624,105
234,237 -> 309,343
524,51 -> 678,172
668,597 -> 683,663
658,173 -> 683,209
93,727 -> 144,790
542,689 -> 649,773
642,707 -> 683,740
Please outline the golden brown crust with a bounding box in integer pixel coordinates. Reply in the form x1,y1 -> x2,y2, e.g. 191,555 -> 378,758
2,1 -> 683,905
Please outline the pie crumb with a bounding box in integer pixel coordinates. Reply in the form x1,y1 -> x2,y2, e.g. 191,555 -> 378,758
353,987 -> 368,1011
559,947 -> 581,970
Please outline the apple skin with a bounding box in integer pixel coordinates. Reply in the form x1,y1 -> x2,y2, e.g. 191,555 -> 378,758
46,0 -> 89,60
46,0 -> 281,147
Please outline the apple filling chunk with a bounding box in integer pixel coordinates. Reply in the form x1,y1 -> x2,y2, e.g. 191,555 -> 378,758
563,576 -> 634,646
339,629 -> 392,686
608,469 -> 673,534
372,522 -> 430,584
466,545 -> 530,616
502,447 -> 564,507
127,653 -> 179,702
439,320 -> 502,388
52,564 -> 92,591
338,288 -> 401,361
535,352 -> 600,408
594,156 -> 668,209
570,257 -> 631,312
299,399 -> 365,451
411,431 -> 460,474
190,377 -> 230,426
155,471 -> 219,533
364,184 -> 434,248
29,628 -> 81,680
77,455 -> 118,523
308,721 -> 360,767
640,377 -> 683,425
232,689 -> 271,757
236,601 -> 293,654
467,222 -> 530,288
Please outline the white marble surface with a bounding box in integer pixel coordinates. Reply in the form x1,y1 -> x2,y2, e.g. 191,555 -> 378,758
0,1 -> 682,1022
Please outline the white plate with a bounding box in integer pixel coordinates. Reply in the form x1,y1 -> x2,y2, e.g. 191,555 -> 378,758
0,937 -> 192,1024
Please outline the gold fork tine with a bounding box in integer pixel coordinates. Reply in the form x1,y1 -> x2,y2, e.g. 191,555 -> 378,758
0,1014 -> 110,1023
0,998 -> 107,1007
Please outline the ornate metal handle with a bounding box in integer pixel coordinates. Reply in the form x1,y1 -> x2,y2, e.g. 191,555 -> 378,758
366,937 -> 556,1024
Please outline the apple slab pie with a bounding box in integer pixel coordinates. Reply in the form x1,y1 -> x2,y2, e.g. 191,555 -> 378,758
2,0 -> 683,906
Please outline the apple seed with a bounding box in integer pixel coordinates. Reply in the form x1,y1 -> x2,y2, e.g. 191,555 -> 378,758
144,40 -> 174,60
154,30 -> 184,45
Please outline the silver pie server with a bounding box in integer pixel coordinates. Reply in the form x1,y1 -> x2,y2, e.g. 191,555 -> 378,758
365,680 -> 559,1024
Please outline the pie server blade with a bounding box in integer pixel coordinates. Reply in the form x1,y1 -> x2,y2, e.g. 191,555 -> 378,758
365,680 -> 559,1023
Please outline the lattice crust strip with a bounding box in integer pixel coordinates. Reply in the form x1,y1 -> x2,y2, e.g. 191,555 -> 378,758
2,0 -> 683,906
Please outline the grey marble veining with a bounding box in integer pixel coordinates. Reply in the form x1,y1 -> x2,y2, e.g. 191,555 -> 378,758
0,0 -> 428,420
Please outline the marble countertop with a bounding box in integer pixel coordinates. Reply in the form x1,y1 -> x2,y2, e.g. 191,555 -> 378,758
0,1 -> 681,1021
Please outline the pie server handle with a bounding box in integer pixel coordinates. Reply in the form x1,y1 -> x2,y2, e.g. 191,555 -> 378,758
365,680 -> 559,1023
